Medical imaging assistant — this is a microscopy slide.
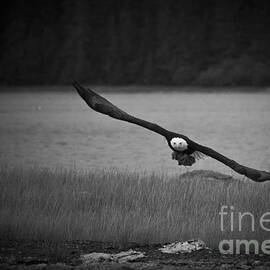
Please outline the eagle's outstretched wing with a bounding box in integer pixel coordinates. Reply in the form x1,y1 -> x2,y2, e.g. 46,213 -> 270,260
73,81 -> 173,138
191,142 -> 270,182
73,82 -> 270,183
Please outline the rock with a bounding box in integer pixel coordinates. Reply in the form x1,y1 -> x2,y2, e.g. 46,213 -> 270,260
113,250 -> 145,263
254,260 -> 262,266
159,239 -> 209,254
80,252 -> 111,263
80,249 -> 145,264
237,264 -> 252,269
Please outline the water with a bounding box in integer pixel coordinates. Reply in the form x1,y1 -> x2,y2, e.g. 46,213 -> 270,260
0,88 -> 269,177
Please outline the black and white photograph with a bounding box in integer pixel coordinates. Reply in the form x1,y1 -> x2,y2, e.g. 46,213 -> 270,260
0,1 -> 270,269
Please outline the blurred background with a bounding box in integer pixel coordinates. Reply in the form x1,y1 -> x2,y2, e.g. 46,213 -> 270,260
1,0 -> 270,86
0,0 -> 269,176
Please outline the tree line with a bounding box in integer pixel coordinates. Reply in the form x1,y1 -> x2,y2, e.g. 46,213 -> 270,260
1,0 -> 270,86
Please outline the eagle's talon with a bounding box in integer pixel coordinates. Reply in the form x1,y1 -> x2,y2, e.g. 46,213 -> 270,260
174,152 -> 196,166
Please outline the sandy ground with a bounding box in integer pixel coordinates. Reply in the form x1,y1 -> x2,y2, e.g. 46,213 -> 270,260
1,240 -> 270,270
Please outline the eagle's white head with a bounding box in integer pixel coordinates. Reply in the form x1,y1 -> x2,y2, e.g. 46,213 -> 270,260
170,137 -> 188,152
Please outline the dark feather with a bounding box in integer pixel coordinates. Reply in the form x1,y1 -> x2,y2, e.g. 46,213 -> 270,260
190,142 -> 270,182
73,82 -> 270,183
73,81 -> 172,138
191,151 -> 206,161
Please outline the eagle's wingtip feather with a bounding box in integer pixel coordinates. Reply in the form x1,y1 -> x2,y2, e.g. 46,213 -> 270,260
256,171 -> 270,182
72,82 -> 94,100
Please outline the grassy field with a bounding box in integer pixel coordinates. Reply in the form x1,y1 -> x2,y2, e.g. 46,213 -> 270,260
0,166 -> 269,249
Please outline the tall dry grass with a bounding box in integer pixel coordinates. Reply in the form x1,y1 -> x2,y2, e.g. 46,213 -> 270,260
0,166 -> 269,249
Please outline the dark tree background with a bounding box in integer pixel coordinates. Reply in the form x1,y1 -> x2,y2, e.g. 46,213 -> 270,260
1,0 -> 270,86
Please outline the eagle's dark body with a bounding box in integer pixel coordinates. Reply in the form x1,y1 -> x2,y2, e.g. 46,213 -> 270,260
166,136 -> 196,166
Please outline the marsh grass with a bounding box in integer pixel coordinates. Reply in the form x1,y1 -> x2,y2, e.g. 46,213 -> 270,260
0,166 -> 269,249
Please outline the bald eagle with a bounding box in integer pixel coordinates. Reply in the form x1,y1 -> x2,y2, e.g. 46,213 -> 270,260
73,82 -> 270,183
